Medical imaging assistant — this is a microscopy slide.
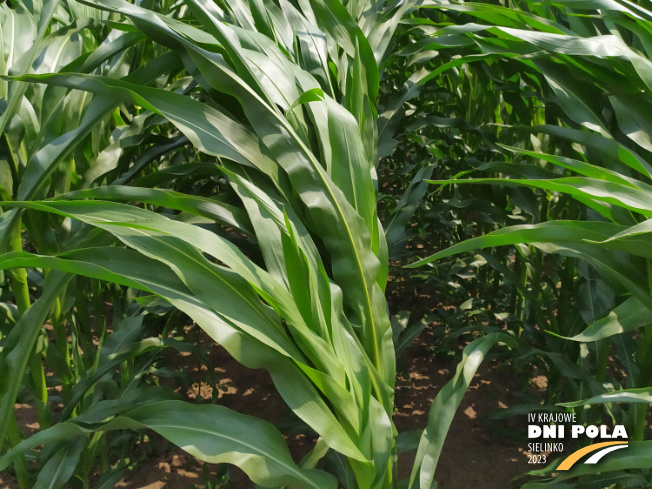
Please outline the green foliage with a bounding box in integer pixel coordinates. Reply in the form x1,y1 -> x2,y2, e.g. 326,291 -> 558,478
403,0 -> 652,485
0,0 -> 650,488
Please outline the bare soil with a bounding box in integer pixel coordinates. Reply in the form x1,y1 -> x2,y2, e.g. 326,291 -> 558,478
2,334 -> 547,489
110,334 -> 544,489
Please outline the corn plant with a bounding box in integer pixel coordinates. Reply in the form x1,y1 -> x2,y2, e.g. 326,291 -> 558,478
0,2 -> 207,487
404,0 -> 652,485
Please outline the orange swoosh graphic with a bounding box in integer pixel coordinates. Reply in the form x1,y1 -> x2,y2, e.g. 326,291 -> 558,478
557,441 -> 628,471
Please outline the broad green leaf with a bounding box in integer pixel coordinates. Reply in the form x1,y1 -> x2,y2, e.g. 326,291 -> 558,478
409,333 -> 517,489
419,1 -> 570,33
287,87 -> 325,113
562,297 -> 651,342
1,400 -> 338,489
406,221 -> 633,268
523,125 -> 652,179
58,186 -> 253,235
110,401 -> 339,489
424,177 -> 652,218
33,437 -> 86,489
499,145 -> 645,188
559,387 -> 652,407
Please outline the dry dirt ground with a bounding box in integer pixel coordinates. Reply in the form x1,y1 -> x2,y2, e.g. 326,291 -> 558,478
116,337 -> 546,489
3,331 -> 551,489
